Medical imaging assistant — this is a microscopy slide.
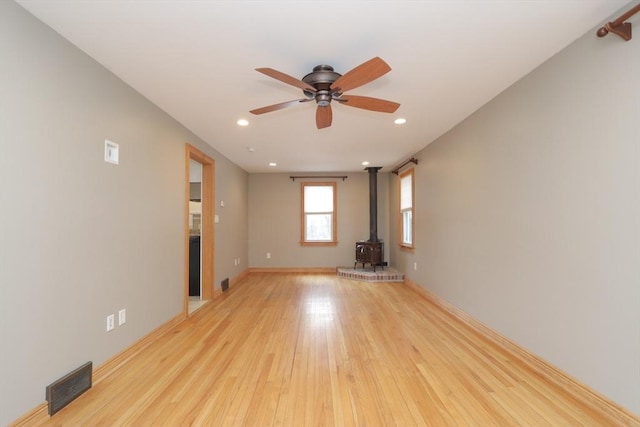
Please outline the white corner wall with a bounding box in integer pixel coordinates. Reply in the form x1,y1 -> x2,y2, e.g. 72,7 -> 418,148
391,5 -> 639,414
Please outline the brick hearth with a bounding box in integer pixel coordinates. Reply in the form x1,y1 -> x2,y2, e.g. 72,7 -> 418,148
336,267 -> 404,283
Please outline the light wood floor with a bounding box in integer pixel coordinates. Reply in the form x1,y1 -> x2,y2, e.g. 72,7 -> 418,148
33,273 -> 632,426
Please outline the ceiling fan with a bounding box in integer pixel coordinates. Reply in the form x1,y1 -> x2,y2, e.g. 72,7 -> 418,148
250,57 -> 400,129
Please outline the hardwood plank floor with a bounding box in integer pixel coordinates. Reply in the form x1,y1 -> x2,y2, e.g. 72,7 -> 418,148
31,273 -> 634,426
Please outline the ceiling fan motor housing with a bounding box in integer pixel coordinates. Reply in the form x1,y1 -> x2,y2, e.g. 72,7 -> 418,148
302,65 -> 342,104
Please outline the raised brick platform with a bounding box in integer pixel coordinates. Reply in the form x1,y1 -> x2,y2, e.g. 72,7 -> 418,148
336,267 -> 404,283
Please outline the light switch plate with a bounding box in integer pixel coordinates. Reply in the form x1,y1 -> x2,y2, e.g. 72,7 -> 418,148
104,140 -> 119,165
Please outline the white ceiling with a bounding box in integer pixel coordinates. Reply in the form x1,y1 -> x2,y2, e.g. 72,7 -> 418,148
16,0 -> 628,173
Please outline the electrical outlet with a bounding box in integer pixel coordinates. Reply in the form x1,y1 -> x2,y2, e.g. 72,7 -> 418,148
106,314 -> 115,332
414,262 -> 418,271
118,309 -> 126,326
266,252 -> 271,259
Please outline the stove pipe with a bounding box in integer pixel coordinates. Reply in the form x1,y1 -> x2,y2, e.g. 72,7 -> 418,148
365,167 -> 382,242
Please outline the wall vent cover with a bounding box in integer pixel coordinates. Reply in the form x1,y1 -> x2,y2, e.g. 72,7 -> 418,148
46,361 -> 92,416
221,278 -> 229,292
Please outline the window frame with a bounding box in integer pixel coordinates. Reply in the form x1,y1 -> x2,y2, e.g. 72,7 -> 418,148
398,169 -> 415,251
300,182 -> 338,246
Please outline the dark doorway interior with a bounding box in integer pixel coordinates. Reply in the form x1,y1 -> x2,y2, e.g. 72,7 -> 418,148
189,235 -> 201,296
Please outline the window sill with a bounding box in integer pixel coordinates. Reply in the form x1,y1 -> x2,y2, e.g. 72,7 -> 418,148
300,241 -> 338,247
399,244 -> 415,253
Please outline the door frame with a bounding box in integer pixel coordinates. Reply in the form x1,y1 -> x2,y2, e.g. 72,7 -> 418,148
184,144 -> 215,315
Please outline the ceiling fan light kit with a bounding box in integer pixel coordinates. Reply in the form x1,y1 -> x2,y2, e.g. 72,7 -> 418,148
250,57 -> 400,129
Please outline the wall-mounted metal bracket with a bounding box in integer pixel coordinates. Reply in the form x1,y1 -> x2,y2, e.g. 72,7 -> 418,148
597,3 -> 640,41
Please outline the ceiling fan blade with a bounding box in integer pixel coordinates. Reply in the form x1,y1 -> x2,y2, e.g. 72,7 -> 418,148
330,57 -> 391,93
316,105 -> 332,129
256,67 -> 317,92
338,95 -> 400,113
250,99 -> 310,115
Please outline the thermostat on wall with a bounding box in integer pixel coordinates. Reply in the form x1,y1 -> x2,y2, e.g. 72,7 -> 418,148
104,139 -> 119,165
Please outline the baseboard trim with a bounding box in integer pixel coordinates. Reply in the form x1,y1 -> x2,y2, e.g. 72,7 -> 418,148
93,313 -> 185,384
404,278 -> 640,426
248,267 -> 336,274
8,403 -> 48,427
230,268 -> 250,286
10,312 -> 186,426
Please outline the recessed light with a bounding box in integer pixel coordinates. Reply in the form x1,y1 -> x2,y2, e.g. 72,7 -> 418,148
247,147 -> 256,152
394,118 -> 407,125
237,119 -> 249,126
269,162 -> 277,167
362,161 -> 370,166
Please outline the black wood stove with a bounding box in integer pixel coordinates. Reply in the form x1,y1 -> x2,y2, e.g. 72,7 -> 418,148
354,167 -> 386,271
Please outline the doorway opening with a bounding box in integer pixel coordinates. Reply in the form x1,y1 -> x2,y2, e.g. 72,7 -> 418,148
188,160 -> 205,312
185,144 -> 215,316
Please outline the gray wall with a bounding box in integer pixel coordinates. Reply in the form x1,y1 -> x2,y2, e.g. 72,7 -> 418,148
249,172 -> 390,268
215,156 -> 249,279
0,2 -> 248,424
390,6 -> 639,414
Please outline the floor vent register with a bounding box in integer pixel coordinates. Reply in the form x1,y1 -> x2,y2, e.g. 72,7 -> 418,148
46,361 -> 92,416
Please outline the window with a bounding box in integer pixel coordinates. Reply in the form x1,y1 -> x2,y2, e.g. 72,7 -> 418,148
399,169 -> 414,248
301,182 -> 337,246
